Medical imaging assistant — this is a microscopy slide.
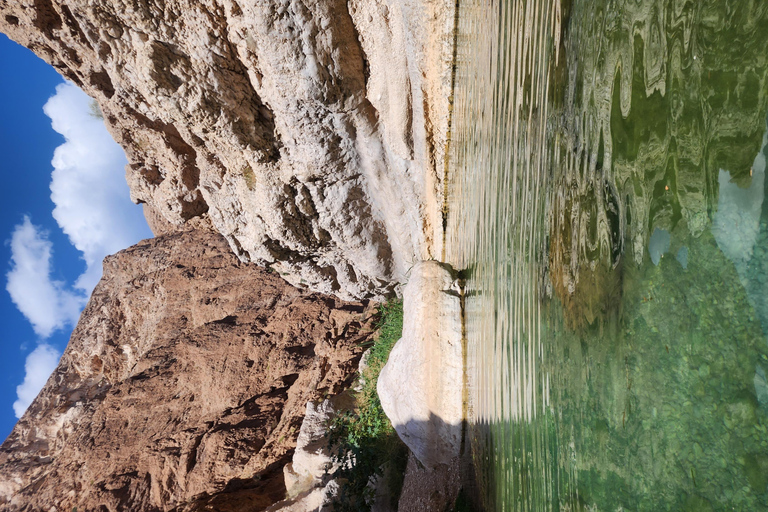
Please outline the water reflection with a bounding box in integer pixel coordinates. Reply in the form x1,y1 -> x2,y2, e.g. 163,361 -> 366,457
447,0 -> 768,510
713,164 -> 764,276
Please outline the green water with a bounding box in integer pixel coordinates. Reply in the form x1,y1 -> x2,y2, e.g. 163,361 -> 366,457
446,0 -> 768,510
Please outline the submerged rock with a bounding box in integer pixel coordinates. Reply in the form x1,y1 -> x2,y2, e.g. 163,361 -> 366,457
377,261 -> 464,469
755,366 -> 768,412
0,229 -> 377,512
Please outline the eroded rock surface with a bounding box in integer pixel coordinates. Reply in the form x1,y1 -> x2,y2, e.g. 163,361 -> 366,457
282,396 -> 350,499
0,0 -> 455,299
265,397 -> 350,512
377,261 -> 463,469
0,229 -> 377,512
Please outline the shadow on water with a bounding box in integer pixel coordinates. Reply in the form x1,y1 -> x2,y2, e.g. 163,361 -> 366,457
447,0 -> 768,509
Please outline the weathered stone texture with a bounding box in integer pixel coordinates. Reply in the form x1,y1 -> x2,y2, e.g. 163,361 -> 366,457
377,260 -> 464,469
0,0 -> 455,299
0,229 -> 377,512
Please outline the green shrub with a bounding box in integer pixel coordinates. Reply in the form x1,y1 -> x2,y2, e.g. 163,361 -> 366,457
88,99 -> 103,120
242,165 -> 256,191
328,300 -> 408,511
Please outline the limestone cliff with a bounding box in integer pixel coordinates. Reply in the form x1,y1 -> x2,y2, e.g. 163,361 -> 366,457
0,0 -> 455,299
0,229 -> 378,511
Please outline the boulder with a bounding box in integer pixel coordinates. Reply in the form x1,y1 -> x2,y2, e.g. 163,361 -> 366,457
264,481 -> 340,512
377,261 -> 464,469
269,390 -> 363,511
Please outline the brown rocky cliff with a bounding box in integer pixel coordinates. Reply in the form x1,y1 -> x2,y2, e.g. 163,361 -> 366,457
0,229 -> 377,511
0,0 -> 455,299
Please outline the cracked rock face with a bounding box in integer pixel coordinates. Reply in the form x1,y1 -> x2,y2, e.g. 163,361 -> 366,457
0,229 -> 377,512
0,0 -> 455,299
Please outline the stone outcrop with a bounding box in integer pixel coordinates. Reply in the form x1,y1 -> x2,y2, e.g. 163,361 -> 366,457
281,396 -> 349,499
0,228 -> 378,512
0,0 -> 456,300
377,261 -> 464,469
265,395 -> 353,512
264,483 -> 339,512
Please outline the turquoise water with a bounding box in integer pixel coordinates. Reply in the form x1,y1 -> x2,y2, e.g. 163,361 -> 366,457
446,0 -> 768,510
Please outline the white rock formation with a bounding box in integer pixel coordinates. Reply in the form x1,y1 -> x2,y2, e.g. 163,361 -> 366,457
268,393 -> 354,512
284,398 -> 343,498
377,260 -> 464,469
0,0 -> 457,300
264,481 -> 340,512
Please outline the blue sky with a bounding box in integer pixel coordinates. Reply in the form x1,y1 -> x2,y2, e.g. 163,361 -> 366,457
0,34 -> 152,441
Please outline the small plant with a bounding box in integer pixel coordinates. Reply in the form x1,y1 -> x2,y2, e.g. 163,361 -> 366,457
88,99 -> 104,120
328,300 -> 408,511
242,165 -> 256,191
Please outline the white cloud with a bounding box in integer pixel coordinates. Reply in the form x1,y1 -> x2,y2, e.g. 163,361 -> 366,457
5,83 -> 152,422
13,344 -> 61,418
6,217 -> 85,338
44,82 -> 151,292
713,128 -> 767,279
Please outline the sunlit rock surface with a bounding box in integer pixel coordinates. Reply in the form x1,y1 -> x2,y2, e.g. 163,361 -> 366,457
0,0 -> 456,299
0,228 -> 377,512
265,394 -> 354,512
377,261 -> 463,469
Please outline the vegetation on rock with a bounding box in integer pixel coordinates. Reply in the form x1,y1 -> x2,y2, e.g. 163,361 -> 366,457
328,300 -> 409,511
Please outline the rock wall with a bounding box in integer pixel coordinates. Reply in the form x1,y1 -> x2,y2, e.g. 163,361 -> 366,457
0,229 -> 378,512
0,0 -> 456,299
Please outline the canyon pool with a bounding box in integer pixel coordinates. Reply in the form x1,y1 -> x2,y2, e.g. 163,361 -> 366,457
445,0 -> 768,510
